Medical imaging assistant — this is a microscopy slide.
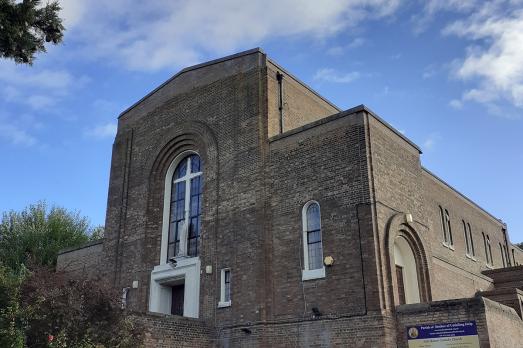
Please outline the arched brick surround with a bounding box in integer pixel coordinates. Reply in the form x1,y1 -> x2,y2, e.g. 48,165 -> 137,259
384,213 -> 432,307
142,121 -> 219,321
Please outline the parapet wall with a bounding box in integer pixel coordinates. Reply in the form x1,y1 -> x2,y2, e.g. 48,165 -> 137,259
56,240 -> 104,279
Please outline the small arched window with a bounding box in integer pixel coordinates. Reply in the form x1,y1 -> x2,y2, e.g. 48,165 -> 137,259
167,154 -> 203,260
302,201 -> 325,280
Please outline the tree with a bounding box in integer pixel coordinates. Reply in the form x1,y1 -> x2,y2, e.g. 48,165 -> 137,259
0,0 -> 64,64
0,265 -> 25,347
22,267 -> 142,347
0,201 -> 92,273
0,266 -> 142,348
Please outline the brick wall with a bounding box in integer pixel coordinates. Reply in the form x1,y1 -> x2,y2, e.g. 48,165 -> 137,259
56,240 -> 103,279
266,60 -> 339,137
134,312 -> 216,348
217,312 -> 396,348
56,48 -> 523,346
483,297 -> 523,347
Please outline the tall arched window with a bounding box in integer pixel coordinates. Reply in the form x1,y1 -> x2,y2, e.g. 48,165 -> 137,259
167,154 -> 203,260
302,201 -> 325,280
467,223 -> 475,256
463,220 -> 470,255
444,209 -> 453,246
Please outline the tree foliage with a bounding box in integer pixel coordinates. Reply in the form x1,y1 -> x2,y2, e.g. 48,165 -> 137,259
0,266 -> 142,348
0,0 -> 64,64
0,265 -> 25,347
0,201 -> 92,273
22,267 -> 142,347
0,202 -> 141,347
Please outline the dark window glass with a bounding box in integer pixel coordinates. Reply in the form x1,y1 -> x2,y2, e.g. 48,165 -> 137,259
439,206 -> 447,244
445,210 -> 453,245
174,160 -> 187,179
167,154 -> 203,260
483,232 -> 489,264
487,235 -> 493,266
468,223 -> 475,256
190,154 -> 201,173
500,243 -> 506,267
306,203 -> 323,270
463,221 -> 470,255
224,270 -> 231,302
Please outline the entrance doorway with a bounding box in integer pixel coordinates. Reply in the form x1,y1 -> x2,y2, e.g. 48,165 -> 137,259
171,284 -> 185,316
394,236 -> 421,304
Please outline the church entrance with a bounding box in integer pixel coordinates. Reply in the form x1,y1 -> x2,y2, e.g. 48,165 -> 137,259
171,284 -> 185,316
394,236 -> 421,304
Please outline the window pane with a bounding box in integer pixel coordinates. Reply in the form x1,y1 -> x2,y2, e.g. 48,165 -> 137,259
190,193 -> 200,216
187,238 -> 197,257
308,242 -> 323,270
308,230 -> 321,244
306,204 -> 320,231
468,224 -> 475,256
189,218 -> 199,238
169,223 -> 177,243
174,182 -> 185,200
224,270 -> 231,302
167,244 -> 175,259
190,155 -> 201,173
191,176 -> 202,195
174,158 -> 187,179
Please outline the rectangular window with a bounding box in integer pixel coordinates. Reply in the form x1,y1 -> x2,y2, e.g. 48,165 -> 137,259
219,268 -> 231,307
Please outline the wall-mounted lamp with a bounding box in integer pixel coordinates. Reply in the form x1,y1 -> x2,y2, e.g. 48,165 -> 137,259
324,256 -> 334,266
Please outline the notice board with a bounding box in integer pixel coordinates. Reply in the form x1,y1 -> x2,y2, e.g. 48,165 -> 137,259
406,320 -> 480,348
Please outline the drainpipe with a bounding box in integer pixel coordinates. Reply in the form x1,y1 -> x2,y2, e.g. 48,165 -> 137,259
276,72 -> 284,134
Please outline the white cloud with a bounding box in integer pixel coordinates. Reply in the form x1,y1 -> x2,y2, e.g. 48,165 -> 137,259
412,0 -> 478,33
59,0 -> 402,71
443,4 -> 523,110
0,115 -> 37,146
449,99 -> 463,109
0,61 -> 89,110
411,0 -> 523,114
84,123 -> 117,139
314,68 -> 360,83
326,37 -> 366,56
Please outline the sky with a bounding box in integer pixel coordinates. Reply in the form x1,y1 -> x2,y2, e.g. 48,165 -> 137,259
0,0 -> 522,242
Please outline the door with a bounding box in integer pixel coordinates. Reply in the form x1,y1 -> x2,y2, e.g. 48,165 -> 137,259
396,265 -> 406,305
171,284 -> 185,316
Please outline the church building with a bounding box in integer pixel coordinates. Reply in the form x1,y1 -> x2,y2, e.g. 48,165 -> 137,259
57,48 -> 523,347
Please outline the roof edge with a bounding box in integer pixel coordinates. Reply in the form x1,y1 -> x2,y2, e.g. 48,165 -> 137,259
422,166 -> 504,225
58,239 -> 104,255
118,48 -> 265,119
360,104 -> 422,153
266,57 -> 341,112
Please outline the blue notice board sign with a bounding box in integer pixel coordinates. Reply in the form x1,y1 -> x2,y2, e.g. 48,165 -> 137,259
406,321 -> 480,348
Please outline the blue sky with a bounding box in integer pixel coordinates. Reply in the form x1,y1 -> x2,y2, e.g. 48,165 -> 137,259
1,0 -> 522,242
